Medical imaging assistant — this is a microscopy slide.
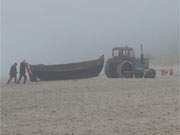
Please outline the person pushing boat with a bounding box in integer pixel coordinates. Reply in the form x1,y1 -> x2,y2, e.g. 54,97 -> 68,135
18,60 -> 28,84
7,63 -> 18,84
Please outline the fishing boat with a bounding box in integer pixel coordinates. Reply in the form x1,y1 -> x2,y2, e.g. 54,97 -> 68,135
29,55 -> 104,81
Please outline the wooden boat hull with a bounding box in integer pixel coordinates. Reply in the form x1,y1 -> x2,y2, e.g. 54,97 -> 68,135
30,55 -> 104,81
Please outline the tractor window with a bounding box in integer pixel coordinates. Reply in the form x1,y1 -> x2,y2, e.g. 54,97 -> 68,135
113,48 -> 135,57
113,50 -> 119,57
122,50 -> 126,55
123,50 -> 129,56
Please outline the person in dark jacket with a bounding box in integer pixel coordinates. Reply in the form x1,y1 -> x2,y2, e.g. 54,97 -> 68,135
7,63 -> 18,84
18,60 -> 28,84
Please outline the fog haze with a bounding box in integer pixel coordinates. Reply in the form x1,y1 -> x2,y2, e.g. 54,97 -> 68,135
1,0 -> 179,78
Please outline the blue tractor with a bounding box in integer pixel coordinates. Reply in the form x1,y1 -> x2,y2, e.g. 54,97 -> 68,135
105,45 -> 156,78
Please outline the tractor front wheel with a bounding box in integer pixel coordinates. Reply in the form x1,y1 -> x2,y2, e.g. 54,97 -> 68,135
144,68 -> 156,78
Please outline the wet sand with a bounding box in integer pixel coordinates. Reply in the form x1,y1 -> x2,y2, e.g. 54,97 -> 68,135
1,75 -> 180,135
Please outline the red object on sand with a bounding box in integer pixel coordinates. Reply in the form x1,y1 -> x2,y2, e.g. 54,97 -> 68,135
169,69 -> 174,76
161,69 -> 168,76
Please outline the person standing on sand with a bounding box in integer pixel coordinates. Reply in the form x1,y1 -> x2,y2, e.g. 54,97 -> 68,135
7,63 -> 18,84
18,60 -> 28,84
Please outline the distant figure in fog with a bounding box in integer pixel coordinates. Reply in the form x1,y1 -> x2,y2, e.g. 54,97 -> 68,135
7,63 -> 18,84
18,60 -> 28,84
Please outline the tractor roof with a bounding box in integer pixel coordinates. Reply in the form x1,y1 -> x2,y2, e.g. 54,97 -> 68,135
113,46 -> 134,51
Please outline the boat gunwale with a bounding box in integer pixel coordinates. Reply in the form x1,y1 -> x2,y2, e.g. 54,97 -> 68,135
30,55 -> 104,72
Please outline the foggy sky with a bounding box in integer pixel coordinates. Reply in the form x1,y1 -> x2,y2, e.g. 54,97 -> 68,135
1,0 -> 179,78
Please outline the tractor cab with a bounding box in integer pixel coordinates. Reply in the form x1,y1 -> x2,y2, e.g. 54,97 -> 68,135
112,47 -> 135,58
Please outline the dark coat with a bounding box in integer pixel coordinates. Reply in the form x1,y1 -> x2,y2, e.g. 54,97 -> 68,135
9,65 -> 17,76
20,62 -> 27,75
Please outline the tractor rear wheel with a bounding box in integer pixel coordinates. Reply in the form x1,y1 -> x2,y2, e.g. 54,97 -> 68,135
116,60 -> 134,78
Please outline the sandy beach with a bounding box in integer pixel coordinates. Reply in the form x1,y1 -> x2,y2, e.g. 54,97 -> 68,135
1,0 -> 179,134
1,74 -> 179,135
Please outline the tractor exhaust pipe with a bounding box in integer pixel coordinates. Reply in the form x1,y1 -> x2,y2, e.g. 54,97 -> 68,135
140,44 -> 144,64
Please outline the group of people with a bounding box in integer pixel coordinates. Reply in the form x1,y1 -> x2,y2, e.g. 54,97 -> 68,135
7,60 -> 29,84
